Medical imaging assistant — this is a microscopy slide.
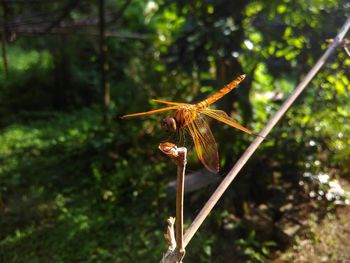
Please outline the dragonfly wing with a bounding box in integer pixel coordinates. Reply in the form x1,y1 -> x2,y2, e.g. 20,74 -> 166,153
151,99 -> 189,106
121,105 -> 179,119
186,114 -> 219,172
200,109 -> 255,135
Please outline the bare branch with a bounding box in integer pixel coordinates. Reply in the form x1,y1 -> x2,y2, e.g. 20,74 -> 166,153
99,0 -> 110,123
1,31 -> 8,77
1,0 -> 9,76
0,27 -> 149,40
43,0 -> 80,34
175,147 -> 186,254
107,0 -> 131,25
344,45 -> 350,57
164,217 -> 176,251
2,0 -> 59,4
159,143 -> 187,263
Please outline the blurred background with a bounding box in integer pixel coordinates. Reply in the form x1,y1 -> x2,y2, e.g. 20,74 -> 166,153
0,0 -> 349,262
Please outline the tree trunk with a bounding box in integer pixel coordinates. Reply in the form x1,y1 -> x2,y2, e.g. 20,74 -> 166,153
1,0 -> 9,78
98,0 -> 110,122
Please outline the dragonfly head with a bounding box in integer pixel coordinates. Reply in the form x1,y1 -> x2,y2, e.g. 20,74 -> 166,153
161,117 -> 177,132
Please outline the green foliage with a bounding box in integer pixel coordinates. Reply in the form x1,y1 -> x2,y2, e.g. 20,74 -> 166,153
236,231 -> 276,263
0,46 -> 54,123
0,109 -> 171,262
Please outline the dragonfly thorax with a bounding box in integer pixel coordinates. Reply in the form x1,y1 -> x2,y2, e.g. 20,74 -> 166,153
160,107 -> 197,132
174,107 -> 197,128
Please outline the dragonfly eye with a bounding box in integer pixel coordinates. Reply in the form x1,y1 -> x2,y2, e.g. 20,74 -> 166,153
161,117 -> 177,131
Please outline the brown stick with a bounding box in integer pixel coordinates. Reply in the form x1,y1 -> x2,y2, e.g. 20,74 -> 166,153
159,143 -> 186,263
183,16 -> 350,248
1,28 -> 8,78
344,45 -> 350,57
1,0 -> 9,77
98,0 -> 110,122
175,147 -> 186,255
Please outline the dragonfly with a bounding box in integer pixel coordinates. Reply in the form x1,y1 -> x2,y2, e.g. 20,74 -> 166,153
122,74 -> 259,172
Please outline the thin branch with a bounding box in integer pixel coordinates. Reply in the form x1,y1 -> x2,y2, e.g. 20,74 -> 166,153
4,0 -> 130,30
164,217 -> 176,250
1,0 -> 9,77
99,0 -> 110,123
0,27 -> 149,39
344,45 -> 350,57
183,16 -> 350,248
159,143 -> 187,263
43,0 -> 80,34
1,30 -> 8,77
107,0 -> 131,25
4,9 -> 65,27
175,147 -> 186,254
2,0 -> 59,4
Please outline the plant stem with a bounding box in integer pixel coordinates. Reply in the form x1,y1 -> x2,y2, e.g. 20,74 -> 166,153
159,143 -> 187,263
175,147 -> 186,255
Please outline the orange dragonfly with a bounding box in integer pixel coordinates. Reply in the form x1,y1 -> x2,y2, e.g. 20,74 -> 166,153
122,74 -> 258,172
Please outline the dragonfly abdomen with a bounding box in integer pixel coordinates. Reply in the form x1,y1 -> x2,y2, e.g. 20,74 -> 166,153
196,74 -> 246,108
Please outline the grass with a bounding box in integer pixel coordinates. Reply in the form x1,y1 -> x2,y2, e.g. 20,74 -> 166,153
0,109 -> 171,262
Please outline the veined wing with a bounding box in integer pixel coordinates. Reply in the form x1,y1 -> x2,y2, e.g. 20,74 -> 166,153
200,109 -> 255,135
186,114 -> 219,172
151,99 -> 189,106
121,105 -> 179,119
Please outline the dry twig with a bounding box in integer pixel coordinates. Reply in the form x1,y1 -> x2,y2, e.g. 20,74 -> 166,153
159,142 -> 187,263
343,45 -> 350,57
